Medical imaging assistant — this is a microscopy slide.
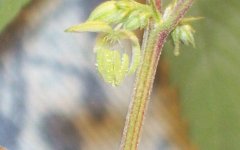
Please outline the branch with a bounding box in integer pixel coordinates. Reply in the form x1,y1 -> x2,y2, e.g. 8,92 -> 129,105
120,0 -> 194,150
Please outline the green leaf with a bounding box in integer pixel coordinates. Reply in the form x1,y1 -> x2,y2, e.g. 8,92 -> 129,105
0,0 -> 31,33
65,21 -> 112,33
165,0 -> 240,149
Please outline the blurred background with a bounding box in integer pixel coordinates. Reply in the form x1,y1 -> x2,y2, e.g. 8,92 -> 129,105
0,0 -> 239,150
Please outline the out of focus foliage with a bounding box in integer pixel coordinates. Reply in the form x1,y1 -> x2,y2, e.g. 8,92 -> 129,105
0,0 -> 30,33
165,0 -> 240,149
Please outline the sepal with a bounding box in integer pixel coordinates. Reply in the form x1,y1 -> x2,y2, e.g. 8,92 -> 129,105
65,21 -> 112,33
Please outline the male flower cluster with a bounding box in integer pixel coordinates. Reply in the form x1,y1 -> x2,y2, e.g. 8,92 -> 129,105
66,0 -> 155,86
66,0 -> 200,85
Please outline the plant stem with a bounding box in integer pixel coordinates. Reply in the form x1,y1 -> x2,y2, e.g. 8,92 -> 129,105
156,0 -> 162,11
120,0 -> 193,150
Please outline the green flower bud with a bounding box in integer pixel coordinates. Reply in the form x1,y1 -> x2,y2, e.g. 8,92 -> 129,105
123,16 -> 140,30
88,1 -> 129,25
163,4 -> 174,21
123,9 -> 152,30
115,0 -> 138,9
87,0 -> 153,29
179,24 -> 195,46
171,24 -> 195,56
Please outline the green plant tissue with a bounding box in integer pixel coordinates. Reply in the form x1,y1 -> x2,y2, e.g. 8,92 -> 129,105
0,0 -> 30,33
165,0 -> 240,149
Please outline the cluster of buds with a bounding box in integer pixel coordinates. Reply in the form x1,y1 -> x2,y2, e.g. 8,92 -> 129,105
88,1 -> 155,30
172,24 -> 195,56
66,0 -> 200,86
163,2 -> 202,56
66,0 -> 156,86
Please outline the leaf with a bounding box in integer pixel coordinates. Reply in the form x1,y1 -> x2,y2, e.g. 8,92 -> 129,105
0,0 -> 31,33
165,0 -> 240,149
65,21 -> 112,33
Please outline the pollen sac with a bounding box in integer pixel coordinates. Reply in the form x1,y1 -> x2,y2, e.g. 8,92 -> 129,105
96,49 -> 130,86
116,30 -> 141,74
163,4 -> 174,21
94,30 -> 141,86
179,25 -> 195,46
